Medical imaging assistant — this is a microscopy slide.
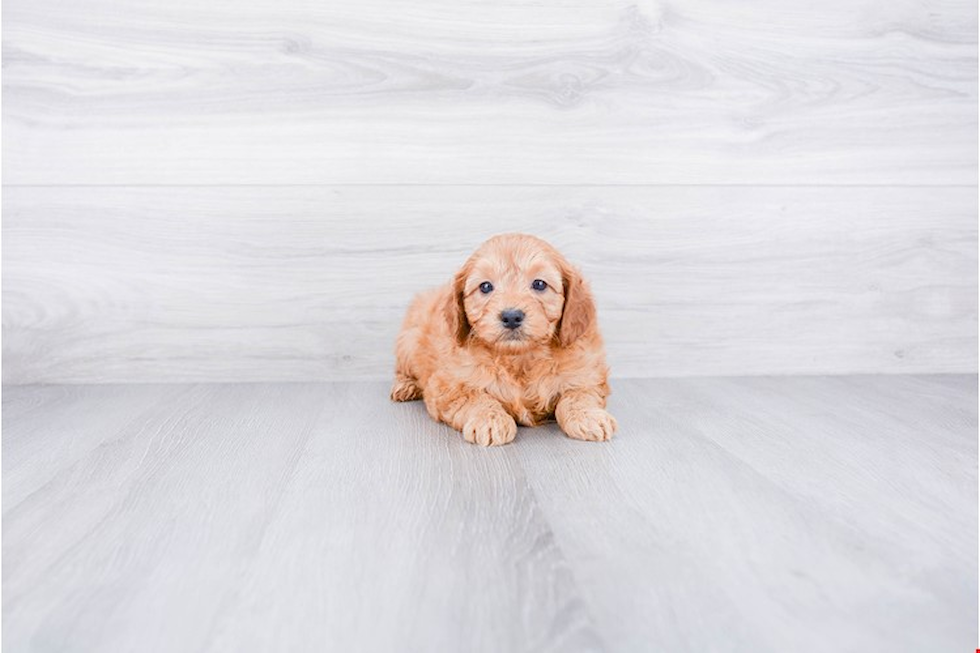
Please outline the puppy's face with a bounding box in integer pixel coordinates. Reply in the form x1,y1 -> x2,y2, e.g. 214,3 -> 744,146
447,234 -> 595,352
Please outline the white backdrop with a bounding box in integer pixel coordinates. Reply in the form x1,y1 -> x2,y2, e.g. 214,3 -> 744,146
3,0 -> 977,383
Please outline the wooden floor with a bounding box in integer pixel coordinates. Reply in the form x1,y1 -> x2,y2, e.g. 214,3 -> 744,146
3,375 -> 977,652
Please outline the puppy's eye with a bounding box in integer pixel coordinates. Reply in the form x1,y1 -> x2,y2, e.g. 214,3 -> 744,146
531,279 -> 548,291
479,281 -> 494,294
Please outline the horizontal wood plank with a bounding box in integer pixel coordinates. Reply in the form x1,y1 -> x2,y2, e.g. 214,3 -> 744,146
3,185 -> 975,383
3,0 -> 976,185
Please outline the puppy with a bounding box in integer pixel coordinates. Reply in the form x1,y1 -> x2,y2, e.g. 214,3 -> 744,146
391,233 -> 616,446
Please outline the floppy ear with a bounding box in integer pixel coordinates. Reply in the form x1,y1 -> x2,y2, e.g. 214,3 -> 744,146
444,267 -> 471,346
557,262 -> 597,347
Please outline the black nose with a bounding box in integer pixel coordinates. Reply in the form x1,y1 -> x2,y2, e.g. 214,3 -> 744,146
500,309 -> 525,330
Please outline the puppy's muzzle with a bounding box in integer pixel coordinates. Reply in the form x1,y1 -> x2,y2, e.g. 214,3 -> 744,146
499,309 -> 525,330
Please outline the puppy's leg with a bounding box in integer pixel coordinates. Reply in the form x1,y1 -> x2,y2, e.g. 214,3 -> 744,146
390,373 -> 423,402
391,315 -> 424,401
556,388 -> 617,442
424,380 -> 517,446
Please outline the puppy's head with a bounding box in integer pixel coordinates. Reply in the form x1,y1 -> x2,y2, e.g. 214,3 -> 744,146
446,234 -> 596,352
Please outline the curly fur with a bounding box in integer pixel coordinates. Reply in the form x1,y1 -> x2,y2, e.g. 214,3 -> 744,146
391,233 -> 616,446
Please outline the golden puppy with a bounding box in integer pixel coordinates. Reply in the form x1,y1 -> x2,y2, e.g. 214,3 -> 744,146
391,233 -> 616,446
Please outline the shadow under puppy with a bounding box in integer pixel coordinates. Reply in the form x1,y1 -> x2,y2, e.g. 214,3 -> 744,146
391,233 -> 616,446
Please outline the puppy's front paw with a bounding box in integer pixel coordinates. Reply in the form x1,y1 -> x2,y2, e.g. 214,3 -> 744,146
562,408 -> 617,442
462,409 -> 517,447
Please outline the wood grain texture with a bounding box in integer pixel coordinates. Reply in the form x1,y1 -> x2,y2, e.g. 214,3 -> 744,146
3,0 -> 976,185
518,375 -> 978,651
3,375 -> 976,652
3,185 -> 976,383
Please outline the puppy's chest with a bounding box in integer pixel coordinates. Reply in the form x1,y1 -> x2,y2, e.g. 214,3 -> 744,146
484,367 -> 561,427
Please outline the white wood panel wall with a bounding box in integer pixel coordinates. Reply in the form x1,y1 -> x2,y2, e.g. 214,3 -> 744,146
2,0 -> 977,383
3,186 -> 975,383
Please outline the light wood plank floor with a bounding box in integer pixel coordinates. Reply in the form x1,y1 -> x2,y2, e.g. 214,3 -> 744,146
3,376 -> 976,652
